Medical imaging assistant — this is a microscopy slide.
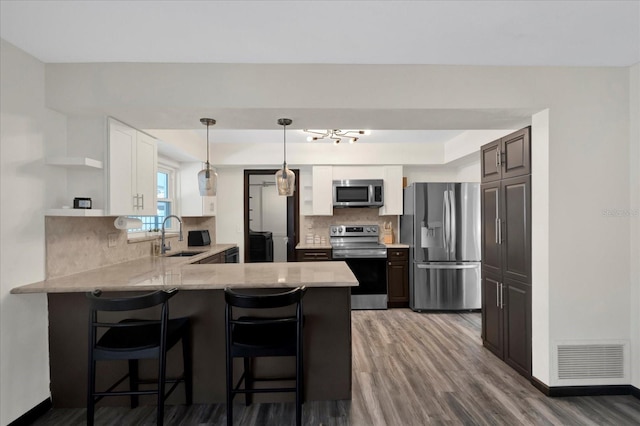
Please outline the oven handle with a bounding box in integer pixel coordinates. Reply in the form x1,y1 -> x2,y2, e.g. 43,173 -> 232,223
332,253 -> 388,259
416,264 -> 478,269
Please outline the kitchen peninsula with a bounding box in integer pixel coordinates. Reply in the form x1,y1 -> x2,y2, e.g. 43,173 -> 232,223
11,251 -> 358,407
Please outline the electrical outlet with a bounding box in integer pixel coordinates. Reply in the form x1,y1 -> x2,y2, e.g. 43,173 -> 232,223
108,233 -> 118,248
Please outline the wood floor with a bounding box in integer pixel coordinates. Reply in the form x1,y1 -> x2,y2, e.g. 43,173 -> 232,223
33,309 -> 640,425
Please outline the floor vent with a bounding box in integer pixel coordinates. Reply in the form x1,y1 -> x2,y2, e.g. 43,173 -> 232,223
557,344 -> 625,380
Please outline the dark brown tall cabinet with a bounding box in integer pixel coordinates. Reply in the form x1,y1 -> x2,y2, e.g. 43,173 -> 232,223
481,127 -> 532,379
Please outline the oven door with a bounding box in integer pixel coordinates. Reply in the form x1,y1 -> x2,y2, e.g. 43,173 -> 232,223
341,257 -> 388,310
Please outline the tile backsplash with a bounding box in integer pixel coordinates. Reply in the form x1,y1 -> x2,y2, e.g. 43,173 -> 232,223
301,209 -> 399,244
46,216 -> 216,279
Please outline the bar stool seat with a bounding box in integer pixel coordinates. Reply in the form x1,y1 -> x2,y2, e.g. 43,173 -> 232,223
86,289 -> 192,426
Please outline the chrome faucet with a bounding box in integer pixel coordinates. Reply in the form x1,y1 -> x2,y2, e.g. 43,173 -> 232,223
161,215 -> 183,254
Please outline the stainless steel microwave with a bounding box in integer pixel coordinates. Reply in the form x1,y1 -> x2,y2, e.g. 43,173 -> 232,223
332,179 -> 384,208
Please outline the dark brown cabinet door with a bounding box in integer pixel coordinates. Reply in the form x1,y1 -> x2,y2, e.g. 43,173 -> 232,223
482,272 -> 503,358
481,127 -> 530,183
481,139 -> 502,182
502,127 -> 531,180
502,175 -> 531,284
198,252 -> 225,264
387,248 -> 409,308
295,249 -> 332,261
503,278 -> 531,377
481,181 -> 502,276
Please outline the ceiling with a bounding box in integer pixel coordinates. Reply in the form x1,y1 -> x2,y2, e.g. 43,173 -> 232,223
1,1 -> 638,66
1,0 -> 638,150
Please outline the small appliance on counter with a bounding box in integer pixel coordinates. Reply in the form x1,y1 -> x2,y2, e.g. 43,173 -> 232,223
73,197 -> 92,209
188,230 -> 211,246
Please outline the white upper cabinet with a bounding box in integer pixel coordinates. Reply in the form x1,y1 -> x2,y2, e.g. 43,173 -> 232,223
311,166 -> 333,216
379,165 -> 403,216
108,119 -> 158,216
179,162 -> 216,216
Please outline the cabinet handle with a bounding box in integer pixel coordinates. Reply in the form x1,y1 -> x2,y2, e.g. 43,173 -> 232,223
495,218 -> 499,244
140,194 -> 144,209
496,282 -> 500,307
500,283 -> 504,309
498,218 -> 502,244
497,150 -> 502,167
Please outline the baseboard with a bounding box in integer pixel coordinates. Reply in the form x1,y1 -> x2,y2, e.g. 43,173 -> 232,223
7,398 -> 52,426
531,377 -> 640,399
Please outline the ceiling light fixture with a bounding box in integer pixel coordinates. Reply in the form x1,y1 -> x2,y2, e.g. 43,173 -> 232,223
275,118 -> 295,196
198,118 -> 218,196
303,129 -> 371,145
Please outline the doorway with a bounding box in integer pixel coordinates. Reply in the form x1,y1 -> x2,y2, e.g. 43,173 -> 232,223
244,169 -> 299,263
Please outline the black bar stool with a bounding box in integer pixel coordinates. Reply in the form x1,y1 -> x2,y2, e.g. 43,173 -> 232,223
86,288 -> 192,426
224,286 -> 307,426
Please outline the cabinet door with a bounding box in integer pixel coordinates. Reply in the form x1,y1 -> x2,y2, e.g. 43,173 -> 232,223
387,261 -> 408,306
502,127 -> 531,180
481,139 -> 501,182
135,132 -> 158,216
379,165 -> 403,216
387,249 -> 409,308
312,166 -> 333,215
503,278 -> 531,378
481,182 -> 502,276
199,252 -> 224,264
108,120 -> 136,215
481,272 -> 503,358
501,175 -> 531,284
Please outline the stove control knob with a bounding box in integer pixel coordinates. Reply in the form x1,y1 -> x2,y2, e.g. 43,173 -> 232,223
331,227 -> 337,234
339,226 -> 344,233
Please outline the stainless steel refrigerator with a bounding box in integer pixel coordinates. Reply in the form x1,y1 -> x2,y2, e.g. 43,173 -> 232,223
401,183 -> 481,311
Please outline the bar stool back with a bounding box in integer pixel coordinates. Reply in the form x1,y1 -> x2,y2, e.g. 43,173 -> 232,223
224,286 -> 307,426
86,288 -> 192,426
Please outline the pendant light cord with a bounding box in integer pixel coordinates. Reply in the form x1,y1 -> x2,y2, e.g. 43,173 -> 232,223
283,121 -> 287,167
206,123 -> 210,167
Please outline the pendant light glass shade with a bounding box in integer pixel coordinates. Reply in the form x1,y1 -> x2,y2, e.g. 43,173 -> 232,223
198,166 -> 218,196
198,118 -> 217,196
275,118 -> 295,196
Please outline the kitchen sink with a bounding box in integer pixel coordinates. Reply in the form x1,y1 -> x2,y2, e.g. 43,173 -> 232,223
166,251 -> 205,257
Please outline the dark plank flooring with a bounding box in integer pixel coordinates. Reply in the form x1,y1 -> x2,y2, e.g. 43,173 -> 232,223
32,309 -> 640,425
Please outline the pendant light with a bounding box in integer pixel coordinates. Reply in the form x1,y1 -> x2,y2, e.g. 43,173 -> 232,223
198,118 -> 218,196
275,118 -> 295,196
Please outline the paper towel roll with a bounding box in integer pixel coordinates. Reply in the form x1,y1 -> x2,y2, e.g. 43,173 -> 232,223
114,216 -> 143,230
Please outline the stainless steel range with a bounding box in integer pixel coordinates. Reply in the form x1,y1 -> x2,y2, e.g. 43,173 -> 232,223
330,224 -> 388,310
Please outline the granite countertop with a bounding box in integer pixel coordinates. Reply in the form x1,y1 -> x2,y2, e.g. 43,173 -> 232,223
11,243 -> 358,294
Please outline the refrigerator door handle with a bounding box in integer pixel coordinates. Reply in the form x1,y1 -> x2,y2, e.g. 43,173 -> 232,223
443,190 -> 450,252
416,264 -> 479,269
449,189 -> 456,255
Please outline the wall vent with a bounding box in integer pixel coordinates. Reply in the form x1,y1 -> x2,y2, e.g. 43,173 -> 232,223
557,344 -> 625,380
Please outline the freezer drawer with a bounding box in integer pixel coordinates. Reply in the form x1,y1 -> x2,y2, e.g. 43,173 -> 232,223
410,262 -> 481,311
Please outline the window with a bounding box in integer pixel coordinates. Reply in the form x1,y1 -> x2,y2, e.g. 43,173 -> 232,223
129,166 -> 176,234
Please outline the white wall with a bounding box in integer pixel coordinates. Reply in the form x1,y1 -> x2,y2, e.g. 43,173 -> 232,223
0,39 -> 67,425
531,110 -> 551,384
215,168 -> 245,262
630,63 -> 640,389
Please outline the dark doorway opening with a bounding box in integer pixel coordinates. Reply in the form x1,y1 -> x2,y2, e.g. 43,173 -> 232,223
244,169 -> 300,263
